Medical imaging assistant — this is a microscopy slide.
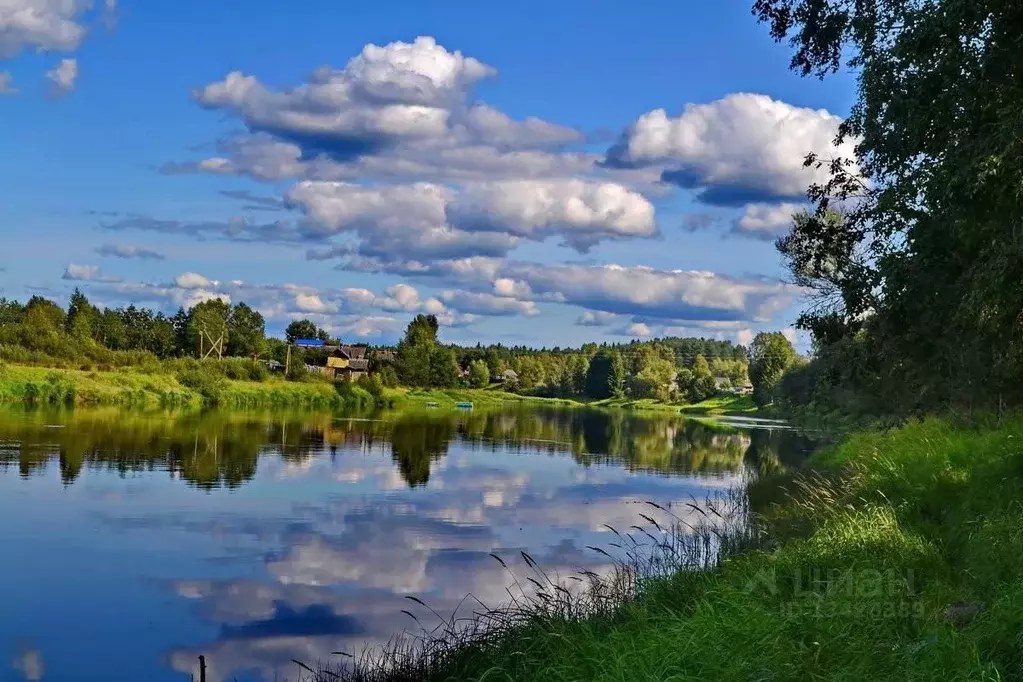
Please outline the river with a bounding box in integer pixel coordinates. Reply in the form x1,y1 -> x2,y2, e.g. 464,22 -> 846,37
0,405 -> 816,682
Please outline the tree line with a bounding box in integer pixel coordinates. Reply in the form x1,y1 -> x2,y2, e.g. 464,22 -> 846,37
0,290 -> 270,361
0,292 -> 798,404
390,313 -> 796,404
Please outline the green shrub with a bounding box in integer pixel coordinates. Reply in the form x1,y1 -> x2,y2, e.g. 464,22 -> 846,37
176,366 -> 226,403
220,358 -> 249,380
247,360 -> 270,382
286,363 -> 308,382
356,374 -> 384,399
335,379 -> 373,409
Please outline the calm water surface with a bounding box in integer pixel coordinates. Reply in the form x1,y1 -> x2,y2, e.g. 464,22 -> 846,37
0,406 -> 815,682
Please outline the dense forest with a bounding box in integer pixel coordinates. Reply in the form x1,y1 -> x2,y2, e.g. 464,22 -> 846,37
0,291 -> 798,404
756,0 -> 1023,419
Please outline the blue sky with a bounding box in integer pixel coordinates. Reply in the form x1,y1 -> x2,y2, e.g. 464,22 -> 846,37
0,0 -> 856,348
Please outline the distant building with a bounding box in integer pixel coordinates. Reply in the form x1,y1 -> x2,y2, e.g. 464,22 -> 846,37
502,368 -> 519,385
713,376 -> 731,390
732,383 -> 754,396
325,344 -> 369,381
374,349 -> 397,363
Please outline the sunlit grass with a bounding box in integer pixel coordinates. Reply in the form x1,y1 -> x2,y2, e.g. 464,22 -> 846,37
0,362 -> 346,408
390,388 -> 759,415
385,386 -> 581,408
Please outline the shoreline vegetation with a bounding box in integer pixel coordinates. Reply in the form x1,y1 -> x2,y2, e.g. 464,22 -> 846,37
304,414 -> 1023,682
0,361 -> 758,416
1,293 -> 792,416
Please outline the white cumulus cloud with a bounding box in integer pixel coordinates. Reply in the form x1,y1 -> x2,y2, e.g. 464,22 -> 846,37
606,92 -> 857,205
732,202 -> 804,240
45,57 -> 77,94
0,0 -> 95,57
193,36 -> 574,162
175,272 -> 215,289
502,262 -> 798,324
447,179 -> 656,251
62,263 -> 119,282
286,178 -> 655,260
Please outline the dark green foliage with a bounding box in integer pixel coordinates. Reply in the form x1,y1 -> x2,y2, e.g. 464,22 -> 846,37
585,352 -> 613,399
356,373 -> 384,399
388,414 -> 454,487
171,307 -> 190,354
334,379 -> 374,409
0,291 -> 271,369
609,350 -> 626,398
679,355 -> 718,403
395,315 -> 457,388
0,298 -> 24,326
2,292 -> 760,404
264,337 -> 287,364
748,332 -> 796,407
66,288 -> 100,340
452,337 -> 746,402
285,319 -> 320,344
375,363 -> 399,388
468,359 -> 490,388
429,345 -> 457,388
96,308 -> 126,350
176,365 -> 227,403
226,302 -> 266,357
189,299 -> 231,357
756,0 -> 1023,416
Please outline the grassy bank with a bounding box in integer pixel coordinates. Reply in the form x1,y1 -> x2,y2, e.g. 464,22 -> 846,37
382,386 -> 582,408
0,363 -> 346,408
390,386 -> 757,415
0,361 -> 761,417
319,414 -> 1023,681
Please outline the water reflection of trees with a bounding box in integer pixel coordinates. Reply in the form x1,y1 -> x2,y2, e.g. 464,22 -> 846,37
389,416 -> 455,486
0,407 -> 817,489
0,408 -> 333,489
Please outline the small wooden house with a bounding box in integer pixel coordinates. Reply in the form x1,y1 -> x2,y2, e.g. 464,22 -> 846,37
374,349 -> 396,363
326,345 -> 369,380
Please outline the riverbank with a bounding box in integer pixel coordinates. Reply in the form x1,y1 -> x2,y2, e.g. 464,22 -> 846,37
389,386 -> 757,415
328,414 -> 1023,681
0,363 -> 345,408
0,362 -> 759,417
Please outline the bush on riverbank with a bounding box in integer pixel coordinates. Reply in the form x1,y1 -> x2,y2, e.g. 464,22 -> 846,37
308,415 -> 1023,681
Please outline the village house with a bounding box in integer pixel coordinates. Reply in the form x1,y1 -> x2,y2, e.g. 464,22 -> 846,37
325,344 -> 370,381
373,349 -> 396,363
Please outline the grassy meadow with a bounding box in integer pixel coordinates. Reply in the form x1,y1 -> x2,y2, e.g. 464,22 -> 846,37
0,362 -> 348,409
388,385 -> 757,414
0,359 -> 755,416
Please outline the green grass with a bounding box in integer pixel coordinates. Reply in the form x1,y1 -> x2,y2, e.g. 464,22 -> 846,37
0,362 -> 347,408
383,386 -> 582,408
390,386 -> 759,416
311,413 -> 1023,681
0,361 -> 762,417
678,393 -> 757,415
